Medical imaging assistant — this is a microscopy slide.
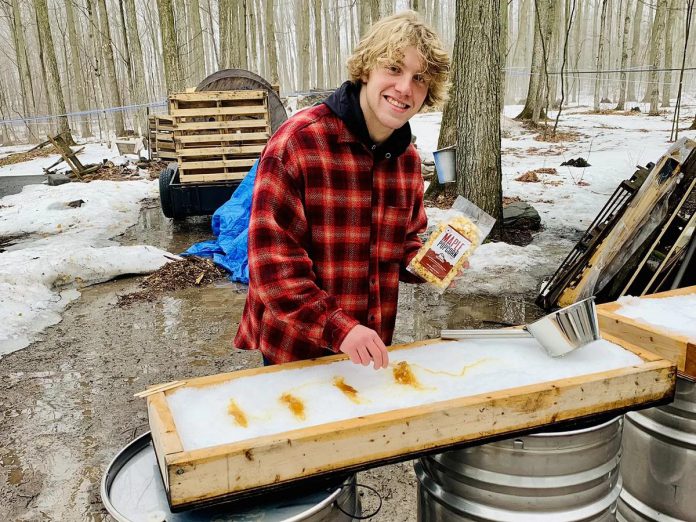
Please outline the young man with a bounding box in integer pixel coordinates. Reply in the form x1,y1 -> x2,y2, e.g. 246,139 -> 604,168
235,11 -> 450,370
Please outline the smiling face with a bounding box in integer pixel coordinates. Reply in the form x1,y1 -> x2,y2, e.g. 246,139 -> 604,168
359,46 -> 429,144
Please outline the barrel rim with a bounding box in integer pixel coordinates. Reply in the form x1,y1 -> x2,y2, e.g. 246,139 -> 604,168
100,431 -> 351,522
527,416 -> 621,439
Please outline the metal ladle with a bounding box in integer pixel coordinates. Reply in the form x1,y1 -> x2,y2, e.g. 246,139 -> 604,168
440,297 -> 600,358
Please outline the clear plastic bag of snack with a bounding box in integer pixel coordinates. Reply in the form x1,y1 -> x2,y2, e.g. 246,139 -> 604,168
407,196 -> 495,292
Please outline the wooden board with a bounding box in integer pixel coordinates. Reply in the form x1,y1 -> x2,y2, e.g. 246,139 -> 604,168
145,337 -> 675,510
169,90 -> 271,183
597,285 -> 696,380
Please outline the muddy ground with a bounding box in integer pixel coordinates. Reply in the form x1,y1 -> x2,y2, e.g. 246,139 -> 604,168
0,206 -> 549,521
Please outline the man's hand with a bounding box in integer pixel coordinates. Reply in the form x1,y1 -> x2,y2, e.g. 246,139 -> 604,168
339,325 -> 389,370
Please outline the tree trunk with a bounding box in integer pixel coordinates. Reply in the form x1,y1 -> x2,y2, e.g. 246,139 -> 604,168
593,0 -> 609,111
626,0 -> 643,101
117,0 -> 134,103
648,0 -> 668,115
313,0 -> 324,88
661,0 -> 677,107
158,0 -> 184,93
265,0 -> 279,84
500,0 -> 508,112
454,0 -> 502,234
236,0 -> 248,69
33,0 -> 71,138
10,0 -> 38,140
297,0 -> 310,90
515,0 -> 555,122
124,0 -> 147,134
95,0 -> 126,135
173,0 -> 189,83
616,0 -> 632,110
220,0 -> 232,68
64,0 -> 91,138
359,0 -> 371,37
188,0 -> 206,84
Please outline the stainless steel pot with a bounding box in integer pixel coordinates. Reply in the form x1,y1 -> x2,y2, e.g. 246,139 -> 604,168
416,417 -> 623,521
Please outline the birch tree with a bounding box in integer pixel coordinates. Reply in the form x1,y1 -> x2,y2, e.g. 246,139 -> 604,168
296,0 -> 310,90
313,0 -> 324,88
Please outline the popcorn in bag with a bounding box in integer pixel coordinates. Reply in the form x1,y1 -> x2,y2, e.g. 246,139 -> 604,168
407,196 -> 495,292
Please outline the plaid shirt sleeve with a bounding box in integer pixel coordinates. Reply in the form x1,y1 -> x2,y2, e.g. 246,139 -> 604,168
247,154 -> 359,351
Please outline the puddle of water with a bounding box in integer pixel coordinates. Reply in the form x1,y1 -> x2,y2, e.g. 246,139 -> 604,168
408,289 -> 546,341
118,206 -> 215,254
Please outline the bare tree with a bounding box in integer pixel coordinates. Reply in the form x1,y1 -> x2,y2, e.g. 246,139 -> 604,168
158,0 -> 184,92
296,0 -> 310,90
454,0 -> 502,232
661,0 -> 678,107
189,0 -> 206,83
124,0 -> 148,133
616,0 -> 632,110
626,0 -> 643,101
265,0 -> 279,84
313,0 -> 324,88
648,0 -> 668,115
593,0 -> 609,112
33,0 -> 71,137
10,0 -> 37,140
95,0 -> 126,134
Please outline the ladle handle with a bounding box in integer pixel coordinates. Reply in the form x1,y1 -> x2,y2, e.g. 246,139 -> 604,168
440,329 -> 533,340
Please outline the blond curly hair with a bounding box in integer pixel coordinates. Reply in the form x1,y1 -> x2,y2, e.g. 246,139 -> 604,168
346,11 -> 450,109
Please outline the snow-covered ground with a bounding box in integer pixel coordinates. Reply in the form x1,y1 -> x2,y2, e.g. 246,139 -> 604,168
0,142 -> 122,178
0,144 -> 172,356
1,103 -> 695,357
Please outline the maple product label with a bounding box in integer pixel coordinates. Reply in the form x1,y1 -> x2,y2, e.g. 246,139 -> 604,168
418,226 -> 472,281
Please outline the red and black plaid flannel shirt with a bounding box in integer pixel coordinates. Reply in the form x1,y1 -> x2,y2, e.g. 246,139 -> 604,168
234,102 -> 426,364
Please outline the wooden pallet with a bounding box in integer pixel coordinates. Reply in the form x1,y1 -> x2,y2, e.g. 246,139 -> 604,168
144,336 -> 674,510
598,285 -> 696,380
148,115 -> 175,161
170,91 -> 270,183
557,138 -> 696,307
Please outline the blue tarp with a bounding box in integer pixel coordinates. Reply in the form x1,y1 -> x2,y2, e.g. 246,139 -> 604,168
183,160 -> 257,283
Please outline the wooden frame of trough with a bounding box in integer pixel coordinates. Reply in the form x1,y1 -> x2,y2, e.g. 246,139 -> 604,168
145,336 -> 675,511
598,285 -> 696,380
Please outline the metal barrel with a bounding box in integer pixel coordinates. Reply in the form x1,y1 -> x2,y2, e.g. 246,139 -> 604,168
101,431 -> 360,521
617,377 -> 696,522
415,417 -> 623,521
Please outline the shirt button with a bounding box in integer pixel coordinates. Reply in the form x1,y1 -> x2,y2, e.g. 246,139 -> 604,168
371,145 -> 377,150
370,278 -> 376,285
369,315 -> 375,322
385,153 -> 392,159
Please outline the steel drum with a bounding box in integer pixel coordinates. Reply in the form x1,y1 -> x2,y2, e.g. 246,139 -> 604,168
101,432 -> 359,521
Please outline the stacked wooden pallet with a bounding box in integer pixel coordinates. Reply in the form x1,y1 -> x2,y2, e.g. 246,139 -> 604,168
148,115 -> 175,161
169,91 -> 270,183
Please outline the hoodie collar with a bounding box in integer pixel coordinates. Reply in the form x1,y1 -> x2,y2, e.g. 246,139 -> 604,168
324,81 -> 412,160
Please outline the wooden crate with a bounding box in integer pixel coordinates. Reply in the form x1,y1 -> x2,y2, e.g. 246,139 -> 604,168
169,91 -> 270,183
148,115 -> 175,161
598,285 -> 696,379
145,337 -> 675,510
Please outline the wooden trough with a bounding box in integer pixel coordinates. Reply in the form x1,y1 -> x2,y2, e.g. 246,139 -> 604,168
169,90 -> 270,184
597,285 -> 696,380
143,336 -> 675,511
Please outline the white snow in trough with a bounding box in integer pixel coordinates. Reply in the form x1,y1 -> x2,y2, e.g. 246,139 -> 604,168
167,337 -> 642,451
615,294 -> 696,340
